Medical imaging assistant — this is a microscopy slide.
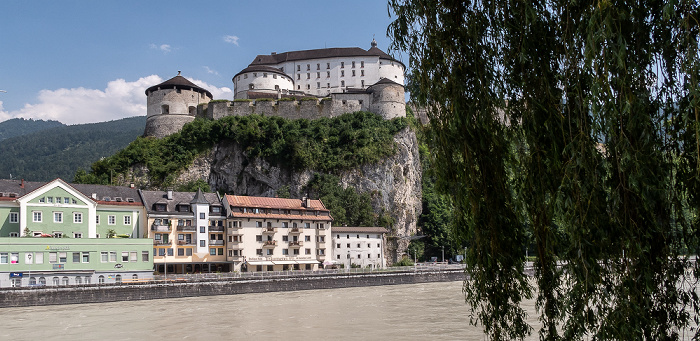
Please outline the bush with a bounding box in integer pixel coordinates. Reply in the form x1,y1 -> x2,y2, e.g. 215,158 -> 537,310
300,97 -> 318,102
254,98 -> 275,102
209,99 -> 230,104
278,97 -> 295,102
233,99 -> 252,102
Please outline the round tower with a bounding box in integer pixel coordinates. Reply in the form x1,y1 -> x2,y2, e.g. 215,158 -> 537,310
232,65 -> 294,99
143,71 -> 213,138
368,78 -> 406,120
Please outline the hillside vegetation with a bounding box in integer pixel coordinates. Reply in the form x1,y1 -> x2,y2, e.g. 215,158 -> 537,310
0,116 -> 145,181
76,112 -> 408,187
0,118 -> 64,141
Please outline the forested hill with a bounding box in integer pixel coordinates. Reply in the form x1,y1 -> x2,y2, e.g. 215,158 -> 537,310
0,118 -> 64,141
0,116 -> 145,181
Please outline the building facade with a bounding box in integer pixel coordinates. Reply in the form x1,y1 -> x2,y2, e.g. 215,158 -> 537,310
223,195 -> 332,272
140,189 -> 228,274
332,226 -> 388,269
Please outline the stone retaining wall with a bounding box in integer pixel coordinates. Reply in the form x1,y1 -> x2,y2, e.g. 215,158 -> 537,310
0,270 -> 464,308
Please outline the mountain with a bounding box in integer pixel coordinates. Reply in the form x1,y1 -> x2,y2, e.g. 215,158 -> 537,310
0,118 -> 65,141
0,116 -> 146,182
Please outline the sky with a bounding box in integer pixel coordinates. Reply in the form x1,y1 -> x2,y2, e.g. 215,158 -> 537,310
0,1 -> 405,125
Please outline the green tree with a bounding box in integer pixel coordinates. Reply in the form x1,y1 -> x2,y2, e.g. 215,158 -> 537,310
390,1 -> 700,339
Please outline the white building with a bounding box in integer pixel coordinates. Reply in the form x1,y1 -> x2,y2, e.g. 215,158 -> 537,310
233,39 -> 405,99
332,226 -> 388,269
224,195 -> 332,272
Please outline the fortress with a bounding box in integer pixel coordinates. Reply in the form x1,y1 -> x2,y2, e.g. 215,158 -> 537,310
144,40 -> 406,138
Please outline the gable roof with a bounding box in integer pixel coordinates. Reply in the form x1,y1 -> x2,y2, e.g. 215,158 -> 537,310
332,226 -> 389,234
249,46 -> 404,68
224,195 -> 333,221
0,179 -> 143,206
140,190 -> 223,216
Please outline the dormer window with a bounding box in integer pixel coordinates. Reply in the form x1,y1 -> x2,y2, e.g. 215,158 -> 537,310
155,204 -> 167,212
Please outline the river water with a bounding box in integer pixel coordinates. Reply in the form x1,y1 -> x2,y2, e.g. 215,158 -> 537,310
1,281 -> 550,340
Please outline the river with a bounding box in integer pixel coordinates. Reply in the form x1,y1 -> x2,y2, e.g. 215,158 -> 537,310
1,280 -> 551,340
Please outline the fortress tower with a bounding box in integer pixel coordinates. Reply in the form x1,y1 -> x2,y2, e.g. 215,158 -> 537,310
143,72 -> 213,138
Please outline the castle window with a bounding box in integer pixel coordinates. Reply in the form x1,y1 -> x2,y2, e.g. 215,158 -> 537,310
249,84 -> 254,89
263,73 -> 268,78
361,70 -> 365,76
297,74 -> 300,80
341,70 -> 345,77
361,80 -> 365,87
361,61 -> 364,68
359,100 -> 363,105
341,80 -> 345,87
244,74 -> 248,79
306,84 -> 310,90
297,85 -> 301,90
176,89 -> 181,94
253,73 -> 257,77
352,70 -> 356,76
341,62 -> 344,68
189,106 -> 196,116
326,63 -> 330,69
352,61 -> 355,68
307,73 -> 310,79
326,71 -> 330,78
273,74 -> 277,79
280,67 -> 284,72
306,64 -> 310,71
316,72 -> 320,78
316,63 -> 320,70
161,105 -> 169,114
297,65 -> 300,71
275,85 -> 279,90
316,82 -> 320,89
327,83 -> 330,88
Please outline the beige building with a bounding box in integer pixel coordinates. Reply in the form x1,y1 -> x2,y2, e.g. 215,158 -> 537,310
139,189 -> 228,274
332,226 -> 388,269
223,195 -> 332,272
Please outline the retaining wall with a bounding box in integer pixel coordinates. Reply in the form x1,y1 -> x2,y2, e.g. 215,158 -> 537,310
0,269 -> 464,308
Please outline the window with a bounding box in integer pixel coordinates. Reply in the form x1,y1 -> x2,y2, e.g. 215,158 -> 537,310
316,72 -> 320,78
124,215 -> 131,225
0,252 -> 6,264
337,255 -> 340,259
304,223 -> 310,229
317,82 -> 320,89
341,70 -> 345,77
210,248 -> 216,256
293,249 -> 300,255
53,212 -> 63,223
316,63 -> 320,70
361,61 -> 364,68
122,252 -> 129,262
341,80 -> 345,87
306,64 -> 310,71
318,249 -> 325,255
82,252 -> 89,263
47,197 -> 53,204
347,243 -> 350,248
130,252 -> 137,262
361,70 -> 365,76
35,253 -> 43,264
73,252 -> 80,263
53,232 -> 63,238
327,63 -> 330,69
142,251 -> 149,262
158,248 -> 166,256
352,70 -> 356,77
357,243 -> 361,248
305,236 -> 311,242
186,249 -> 193,256
9,232 -> 18,237
377,243 -> 381,248
263,73 -> 267,78
282,235 -> 288,242
297,74 -> 300,80
101,252 -> 108,262
361,80 -> 365,87
341,62 -> 344,68
200,240 -> 205,247
84,276 -> 90,284
108,215 -> 116,225
39,197 -> 45,203
326,71 -> 330,78
178,248 -> 184,256
9,212 -> 18,223
161,105 -> 169,114
167,248 -> 173,256
64,197 -> 70,204
297,65 -> 300,71
73,233 -> 82,238
109,251 -> 117,262
96,215 -> 100,224
98,275 -> 105,284
73,212 -> 82,223
33,211 -> 42,222
305,248 -> 311,255
256,235 -> 263,242
57,252 -> 66,263
200,226 -> 205,233
307,73 -> 310,79
283,249 -> 289,255
53,277 -> 60,286
200,213 -> 205,219
115,275 -> 121,284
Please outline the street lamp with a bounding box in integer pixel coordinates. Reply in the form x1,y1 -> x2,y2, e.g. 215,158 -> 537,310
441,246 -> 445,263
27,253 -> 32,286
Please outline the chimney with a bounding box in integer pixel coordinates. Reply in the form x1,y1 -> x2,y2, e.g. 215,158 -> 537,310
167,190 -> 173,200
91,193 -> 97,199
306,198 -> 311,208
271,52 -> 276,55
20,179 -> 24,189
301,197 -> 307,207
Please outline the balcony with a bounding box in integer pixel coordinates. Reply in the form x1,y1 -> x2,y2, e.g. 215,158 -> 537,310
177,226 -> 196,232
177,240 -> 196,246
263,240 -> 277,248
151,224 -> 171,232
227,243 -> 243,249
288,241 -> 303,247
262,227 -> 277,234
288,227 -> 301,234
154,240 -> 170,246
317,242 -> 326,248
209,240 -> 224,246
209,226 -> 224,232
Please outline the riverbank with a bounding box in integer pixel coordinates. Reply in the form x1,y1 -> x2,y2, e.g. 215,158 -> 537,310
0,266 -> 466,308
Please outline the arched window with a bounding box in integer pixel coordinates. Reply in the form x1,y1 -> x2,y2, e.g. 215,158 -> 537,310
52,277 -> 59,286
161,105 -> 169,114
115,275 -> 122,284
98,275 -> 105,284
39,277 -> 46,286
132,274 -> 138,280
188,106 -> 196,116
75,276 -> 82,285
29,277 -> 36,286
62,276 -> 69,285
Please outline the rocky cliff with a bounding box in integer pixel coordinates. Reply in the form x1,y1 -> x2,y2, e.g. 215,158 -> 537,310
172,126 -> 422,262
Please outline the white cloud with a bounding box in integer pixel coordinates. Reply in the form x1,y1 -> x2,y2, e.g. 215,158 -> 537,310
0,76 -> 233,125
150,43 -> 172,52
204,66 -> 219,76
223,35 -> 239,46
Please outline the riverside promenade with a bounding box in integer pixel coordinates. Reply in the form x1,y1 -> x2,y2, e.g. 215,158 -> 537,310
0,264 -> 466,308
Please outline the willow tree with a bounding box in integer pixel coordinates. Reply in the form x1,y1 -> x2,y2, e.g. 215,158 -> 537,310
389,1 -> 700,339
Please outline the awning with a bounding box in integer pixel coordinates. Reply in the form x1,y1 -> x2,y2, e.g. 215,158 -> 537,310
295,260 -> 321,264
272,260 -> 298,265
246,261 -> 275,266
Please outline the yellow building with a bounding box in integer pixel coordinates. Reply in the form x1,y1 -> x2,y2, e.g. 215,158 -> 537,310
223,195 -> 333,272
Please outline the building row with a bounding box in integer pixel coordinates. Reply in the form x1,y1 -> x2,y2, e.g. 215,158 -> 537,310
0,179 -> 387,287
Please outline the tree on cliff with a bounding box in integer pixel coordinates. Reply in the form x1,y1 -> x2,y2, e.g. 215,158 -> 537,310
389,0 -> 700,339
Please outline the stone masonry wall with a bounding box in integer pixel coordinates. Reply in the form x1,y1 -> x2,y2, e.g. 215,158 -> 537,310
0,270 -> 464,308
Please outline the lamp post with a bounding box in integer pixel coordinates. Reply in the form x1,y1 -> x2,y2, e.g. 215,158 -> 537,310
441,246 -> 445,263
27,253 -> 32,286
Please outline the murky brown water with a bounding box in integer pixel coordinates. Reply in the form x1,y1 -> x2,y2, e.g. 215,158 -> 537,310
1,281 -> 547,340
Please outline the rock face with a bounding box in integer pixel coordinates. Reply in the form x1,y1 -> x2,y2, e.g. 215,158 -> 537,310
137,127 -> 422,263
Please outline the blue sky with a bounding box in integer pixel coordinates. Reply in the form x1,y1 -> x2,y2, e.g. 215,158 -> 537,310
0,1 -> 405,124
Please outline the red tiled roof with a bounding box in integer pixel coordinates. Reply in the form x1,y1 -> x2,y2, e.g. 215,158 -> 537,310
230,212 -> 332,221
332,226 -> 389,234
225,195 -> 328,211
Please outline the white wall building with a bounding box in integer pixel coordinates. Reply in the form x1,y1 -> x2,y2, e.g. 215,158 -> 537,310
233,39 -> 405,99
332,226 -> 388,269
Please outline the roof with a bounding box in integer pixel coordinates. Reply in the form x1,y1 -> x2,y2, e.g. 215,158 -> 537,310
190,188 -> 209,204
369,77 -> 404,88
145,72 -> 213,98
233,65 -> 290,80
225,195 -> 328,211
248,44 -> 404,68
0,179 -> 143,206
332,226 -> 389,234
140,190 -> 223,215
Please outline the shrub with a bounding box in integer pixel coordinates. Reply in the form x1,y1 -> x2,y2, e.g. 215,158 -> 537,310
209,99 -> 230,104
254,98 -> 275,102
278,97 -> 295,102
233,99 -> 252,102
